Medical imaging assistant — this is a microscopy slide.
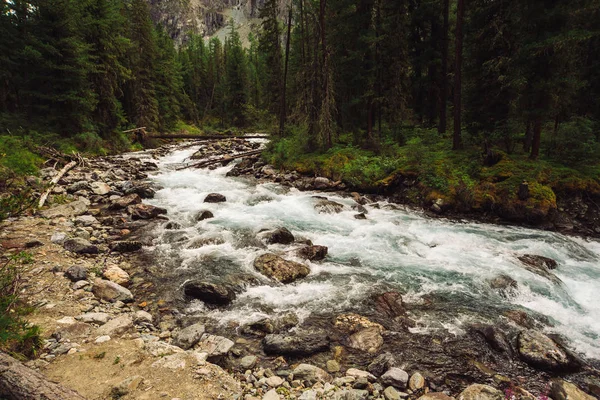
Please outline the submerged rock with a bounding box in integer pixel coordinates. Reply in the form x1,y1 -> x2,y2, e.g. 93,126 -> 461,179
253,253 -> 310,283
183,281 -> 236,306
518,254 -> 558,270
517,330 -> 577,371
110,241 -> 143,253
314,199 -> 345,214
489,275 -> 518,296
109,194 -> 142,210
374,292 -> 406,318
204,193 -> 227,203
194,210 -> 214,221
263,333 -> 330,356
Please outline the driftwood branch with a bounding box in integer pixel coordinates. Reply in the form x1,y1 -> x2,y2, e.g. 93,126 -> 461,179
38,161 -> 77,209
0,352 -> 86,399
177,149 -> 262,171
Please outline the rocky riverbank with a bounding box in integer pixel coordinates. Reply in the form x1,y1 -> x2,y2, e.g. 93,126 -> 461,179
1,140 -> 599,400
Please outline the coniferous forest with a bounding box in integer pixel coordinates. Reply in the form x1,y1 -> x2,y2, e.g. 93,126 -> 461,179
1,0 -> 600,218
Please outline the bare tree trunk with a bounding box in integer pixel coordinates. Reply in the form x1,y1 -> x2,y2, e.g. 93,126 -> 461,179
523,121 -> 533,153
279,6 -> 293,136
439,0 -> 449,134
453,0 -> 465,150
38,161 -> 77,209
0,352 -> 86,399
530,117 -> 542,160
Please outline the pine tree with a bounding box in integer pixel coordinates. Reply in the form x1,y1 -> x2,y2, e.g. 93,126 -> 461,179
258,0 -> 283,114
224,21 -> 247,126
154,25 -> 185,131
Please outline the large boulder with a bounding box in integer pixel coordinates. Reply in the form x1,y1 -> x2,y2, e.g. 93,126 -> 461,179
296,245 -> 328,261
263,333 -> 330,357
314,199 -> 345,214
550,380 -> 595,400
313,177 -> 331,190
292,364 -> 331,384
63,238 -> 98,254
96,315 -> 134,337
517,330 -> 576,371
457,384 -> 504,400
122,182 -> 155,199
183,281 -> 236,306
259,227 -> 295,245
172,323 -> 206,350
517,255 -> 561,284
92,278 -> 133,303
254,253 -> 310,283
127,204 -> 167,219
194,210 -> 214,221
64,265 -> 88,282
41,200 -> 88,218
109,194 -> 142,210
204,193 -> 227,203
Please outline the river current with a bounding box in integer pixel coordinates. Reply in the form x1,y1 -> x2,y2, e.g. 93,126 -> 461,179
137,144 -> 600,360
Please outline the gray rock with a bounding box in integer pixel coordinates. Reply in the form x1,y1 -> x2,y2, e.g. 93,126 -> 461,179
457,384 -> 504,400
292,364 -> 331,384
172,323 -> 206,350
380,368 -> 409,389
332,389 -> 369,400
313,177 -> 331,190
134,310 -> 153,324
64,265 -> 88,282
183,281 -> 236,306
368,353 -> 400,377
299,390 -> 317,400
551,379 -> 595,400
96,314 -> 134,337
91,182 -> 111,195
76,312 -> 110,324
263,333 -> 329,357
384,386 -> 402,400
72,280 -> 89,290
195,210 -> 214,221
354,213 -> 367,220
110,241 -> 143,253
92,278 -> 133,303
196,334 -> 234,356
109,194 -> 141,210
67,181 -> 90,193
127,204 -> 167,220
346,368 -> 376,382
314,199 -> 345,214
254,253 -> 310,283
259,227 -> 295,245
262,389 -> 281,400
517,330 -> 574,371
326,359 -> 341,373
63,238 -> 98,254
204,193 -> 227,203
74,215 -> 98,227
41,200 -> 88,218
50,232 -> 69,244
240,355 -> 258,369
418,394 -> 455,400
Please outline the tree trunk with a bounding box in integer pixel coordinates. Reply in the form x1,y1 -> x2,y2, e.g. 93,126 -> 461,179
0,352 -> 86,399
438,0 -> 449,134
279,6 -> 293,136
453,0 -> 465,150
523,121 -> 533,152
530,117 -> 542,160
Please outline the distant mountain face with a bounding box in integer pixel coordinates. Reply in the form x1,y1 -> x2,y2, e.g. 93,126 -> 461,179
146,0 -> 266,46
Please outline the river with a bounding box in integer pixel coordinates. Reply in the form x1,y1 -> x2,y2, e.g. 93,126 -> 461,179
136,143 -> 600,362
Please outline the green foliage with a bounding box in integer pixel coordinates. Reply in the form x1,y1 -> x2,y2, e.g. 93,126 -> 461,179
0,252 -> 42,359
545,117 -> 600,166
0,136 -> 43,176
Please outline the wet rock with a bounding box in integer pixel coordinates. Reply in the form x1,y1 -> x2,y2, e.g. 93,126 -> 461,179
384,386 -> 403,400
96,314 -> 134,337
374,292 -> 406,318
254,253 -> 310,283
41,200 -> 88,218
122,182 -> 155,199
103,265 -> 130,286
489,275 -> 518,296
335,314 -> 384,334
381,368 -> 409,389
313,177 -> 331,190
517,330 -> 575,371
187,236 -> 226,249
110,241 -> 143,253
183,281 -> 236,306
64,265 -> 88,282
475,325 -> 513,356
259,227 -> 295,245
263,333 -> 330,356
242,318 -> 274,336
354,213 -> 367,220
204,193 -> 227,203
347,327 -> 384,353
314,199 -> 345,214
551,379 -> 595,400
503,310 -> 535,329
457,384 -> 503,400
196,334 -> 234,356
292,364 -> 331,384
109,194 -> 142,210
164,221 -> 181,230
91,182 -> 111,195
518,254 -> 558,270
127,204 -> 167,220
195,210 -> 214,221
409,372 -> 425,390
430,198 -> 445,214
368,353 -> 400,377
172,323 -> 206,350
92,278 -> 133,303
63,238 -> 98,254
296,245 -> 328,261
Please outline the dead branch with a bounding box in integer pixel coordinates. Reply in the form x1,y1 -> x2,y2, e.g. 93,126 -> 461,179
38,160 -> 77,209
176,149 -> 262,171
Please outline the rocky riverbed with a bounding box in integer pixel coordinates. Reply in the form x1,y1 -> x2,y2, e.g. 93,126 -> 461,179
1,139 -> 599,400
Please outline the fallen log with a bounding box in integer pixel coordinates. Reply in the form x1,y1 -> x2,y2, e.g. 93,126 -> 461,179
38,160 -> 77,209
0,352 -> 86,399
177,149 -> 262,171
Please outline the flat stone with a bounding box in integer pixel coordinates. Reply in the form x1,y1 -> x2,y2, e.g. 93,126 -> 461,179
240,355 -> 258,369
172,323 -> 206,350
76,312 -> 110,325
51,232 -> 69,244
57,316 -> 76,325
64,265 -> 88,282
347,327 -> 384,353
551,380 -> 595,400
96,314 -> 134,337
346,368 -> 376,382
457,384 -> 504,400
74,215 -> 98,227
134,310 -> 153,324
292,364 -> 331,384
262,389 -> 281,400
265,376 -> 284,387
91,182 -> 111,195
109,194 -> 142,210
92,278 -> 133,303
254,253 -> 310,283
151,353 -> 188,369
127,204 -> 167,220
418,393 -> 455,400
144,341 -> 184,357
72,280 -> 89,290
63,238 -> 98,254
41,200 -> 88,218
263,333 -> 329,357
517,330 -> 575,371
103,265 -> 130,286
196,334 -> 234,356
